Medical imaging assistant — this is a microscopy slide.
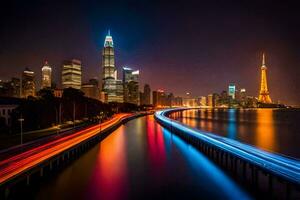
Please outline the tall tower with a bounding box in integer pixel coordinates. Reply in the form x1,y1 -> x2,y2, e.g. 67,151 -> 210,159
41,61 -> 52,88
61,59 -> 82,90
258,53 -> 272,103
101,30 -> 123,102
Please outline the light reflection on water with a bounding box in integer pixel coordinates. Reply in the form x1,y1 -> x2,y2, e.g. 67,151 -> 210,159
33,115 -> 251,200
171,109 -> 300,158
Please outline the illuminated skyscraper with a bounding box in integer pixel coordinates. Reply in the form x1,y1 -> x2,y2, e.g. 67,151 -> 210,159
123,67 -> 139,105
41,61 -> 52,88
258,53 -> 272,103
101,30 -> 122,102
228,84 -> 236,99
62,59 -> 82,90
22,68 -> 36,98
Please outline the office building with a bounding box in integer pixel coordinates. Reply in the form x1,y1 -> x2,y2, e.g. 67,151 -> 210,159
22,68 -> 36,98
228,83 -> 236,99
101,30 -> 123,103
123,67 -> 139,105
41,61 -> 52,89
62,59 -> 82,90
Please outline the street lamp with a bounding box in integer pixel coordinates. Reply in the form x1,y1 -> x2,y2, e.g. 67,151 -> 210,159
99,111 -> 103,133
18,114 -> 24,145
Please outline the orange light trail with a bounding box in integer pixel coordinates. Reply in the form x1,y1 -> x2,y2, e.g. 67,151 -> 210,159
0,113 -> 132,185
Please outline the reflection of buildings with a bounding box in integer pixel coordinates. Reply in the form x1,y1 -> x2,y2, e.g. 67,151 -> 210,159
101,30 -> 123,103
256,109 -> 276,151
258,53 -> 272,103
62,59 -> 82,90
22,68 -> 36,98
41,61 -> 52,89
123,67 -> 139,105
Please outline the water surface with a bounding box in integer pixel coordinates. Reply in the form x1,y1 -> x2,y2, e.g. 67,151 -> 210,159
170,109 -> 300,158
30,115 -> 250,200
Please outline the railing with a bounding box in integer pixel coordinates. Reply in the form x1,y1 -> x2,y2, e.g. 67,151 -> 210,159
155,108 -> 300,199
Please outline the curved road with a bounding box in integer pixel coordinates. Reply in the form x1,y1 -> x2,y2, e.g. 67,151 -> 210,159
14,115 -> 251,200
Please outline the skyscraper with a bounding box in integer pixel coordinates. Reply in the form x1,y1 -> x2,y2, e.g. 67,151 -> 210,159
41,61 -> 52,89
62,59 -> 82,90
143,84 -> 151,105
22,68 -> 36,98
228,84 -> 236,99
258,53 -> 272,103
101,30 -> 123,102
123,67 -> 139,105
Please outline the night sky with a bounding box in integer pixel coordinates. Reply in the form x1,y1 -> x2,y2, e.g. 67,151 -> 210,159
1,0 -> 300,105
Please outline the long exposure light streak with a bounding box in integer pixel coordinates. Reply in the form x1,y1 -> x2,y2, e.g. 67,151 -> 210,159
155,108 -> 300,185
0,113 -> 132,185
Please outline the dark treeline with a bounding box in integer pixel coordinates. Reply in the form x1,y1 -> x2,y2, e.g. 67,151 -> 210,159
0,88 -> 150,134
8,88 -> 112,133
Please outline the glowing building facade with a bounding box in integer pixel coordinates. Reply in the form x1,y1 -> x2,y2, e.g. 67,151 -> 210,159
228,84 -> 236,99
41,61 -> 52,88
123,67 -> 139,105
22,68 -> 36,98
101,30 -> 123,103
62,59 -> 82,90
258,53 -> 272,103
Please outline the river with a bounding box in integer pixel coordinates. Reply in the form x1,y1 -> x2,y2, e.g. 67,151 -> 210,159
170,108 -> 300,158
19,115 -> 251,200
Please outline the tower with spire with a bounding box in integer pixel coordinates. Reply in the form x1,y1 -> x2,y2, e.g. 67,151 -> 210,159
101,30 -> 123,103
258,53 -> 272,103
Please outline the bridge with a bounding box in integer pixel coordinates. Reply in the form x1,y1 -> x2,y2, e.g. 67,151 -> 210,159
155,108 -> 300,199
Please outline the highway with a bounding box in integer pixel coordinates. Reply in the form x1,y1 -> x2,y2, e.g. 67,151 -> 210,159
0,113 -> 132,185
155,108 -> 300,185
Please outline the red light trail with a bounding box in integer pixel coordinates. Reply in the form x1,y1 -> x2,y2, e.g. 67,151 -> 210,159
0,113 -> 132,185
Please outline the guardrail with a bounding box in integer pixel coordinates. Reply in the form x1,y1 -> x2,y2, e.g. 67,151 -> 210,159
0,112 -> 147,199
155,108 -> 300,199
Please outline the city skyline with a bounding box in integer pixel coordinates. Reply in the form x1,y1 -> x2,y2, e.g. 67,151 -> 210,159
1,1 -> 300,105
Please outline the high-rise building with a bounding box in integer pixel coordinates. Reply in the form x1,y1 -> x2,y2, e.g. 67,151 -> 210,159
82,79 -> 100,100
101,30 -> 123,103
200,96 -> 207,106
62,59 -> 82,90
207,94 -> 214,107
123,67 -> 139,105
140,84 -> 151,105
258,53 -> 272,103
41,61 -> 52,89
22,68 -> 36,98
152,90 -> 172,107
228,84 -> 236,99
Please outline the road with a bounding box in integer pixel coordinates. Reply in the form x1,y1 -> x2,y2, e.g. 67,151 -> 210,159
0,113 -> 131,185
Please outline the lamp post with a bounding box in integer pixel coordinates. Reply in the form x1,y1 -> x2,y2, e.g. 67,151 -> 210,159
18,114 -> 24,145
99,111 -> 103,133
73,102 -> 76,129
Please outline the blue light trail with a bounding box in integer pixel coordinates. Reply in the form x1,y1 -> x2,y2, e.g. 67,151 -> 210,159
155,108 -> 300,185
